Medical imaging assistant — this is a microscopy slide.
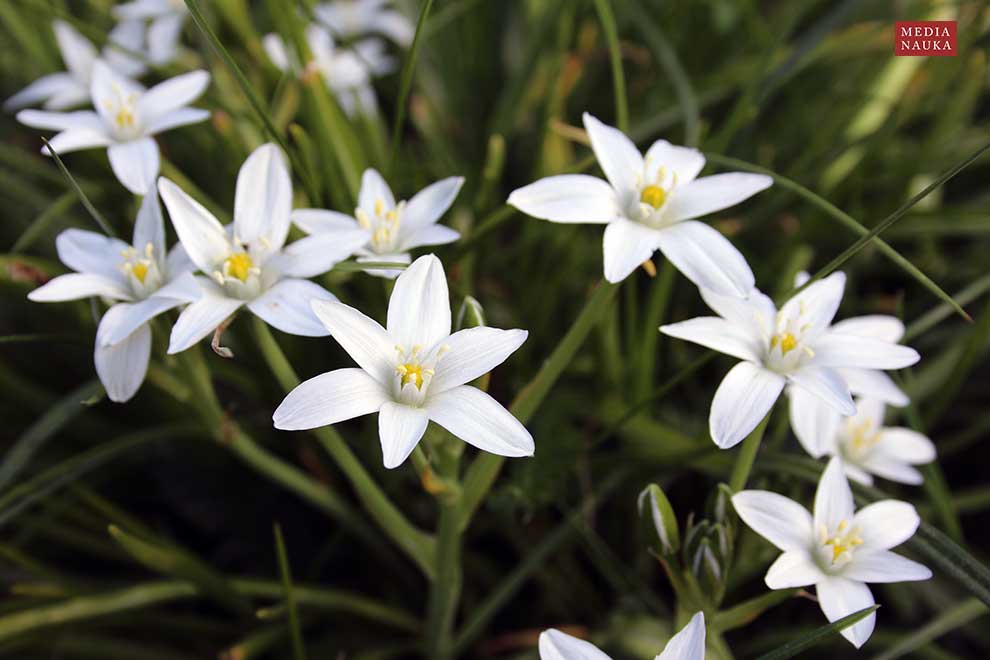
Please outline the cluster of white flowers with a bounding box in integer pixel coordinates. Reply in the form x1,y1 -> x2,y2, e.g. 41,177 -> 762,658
13,6 -> 940,656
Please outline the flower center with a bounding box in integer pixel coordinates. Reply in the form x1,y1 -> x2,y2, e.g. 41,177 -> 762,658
640,185 -> 667,209
357,197 -> 406,254
116,107 -> 136,130
396,362 -> 429,389
224,252 -> 254,283
120,243 -> 161,296
391,343 -> 449,406
819,520 -> 863,568
770,331 -> 798,354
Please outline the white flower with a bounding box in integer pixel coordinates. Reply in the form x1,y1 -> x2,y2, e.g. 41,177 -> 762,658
262,25 -> 393,117
507,113 -> 771,292
5,19 -> 146,112
660,272 -> 921,448
114,0 -> 188,66
293,168 -> 463,279
157,143 -> 368,353
273,254 -> 533,469
539,611 -> 706,659
732,457 -> 932,648
822,398 -> 936,486
313,0 -> 414,47
27,192 -> 200,402
17,61 -> 210,194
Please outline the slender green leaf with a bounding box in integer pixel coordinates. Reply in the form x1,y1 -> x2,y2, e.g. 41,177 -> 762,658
591,0 -> 627,131
11,191 -> 76,253
870,598 -> 987,660
756,605 -> 880,660
388,0 -> 434,172
41,139 -> 116,238
273,524 -> 306,660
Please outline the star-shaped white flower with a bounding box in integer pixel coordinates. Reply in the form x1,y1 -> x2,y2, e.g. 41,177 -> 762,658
821,398 -> 936,486
660,272 -> 921,448
5,19 -> 146,112
262,25 -> 394,117
27,191 -> 200,402
17,60 -> 210,194
157,143 -> 370,353
539,611 -> 706,659
733,457 -> 932,648
508,113 -> 771,292
114,0 -> 188,66
293,168 -> 463,279
273,254 -> 533,469
313,0 -> 414,47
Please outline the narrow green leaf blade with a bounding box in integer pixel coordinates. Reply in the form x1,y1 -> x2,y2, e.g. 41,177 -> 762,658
756,605 -> 880,660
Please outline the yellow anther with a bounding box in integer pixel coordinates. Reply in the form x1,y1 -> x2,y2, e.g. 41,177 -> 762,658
397,363 -> 425,389
771,332 -> 798,354
640,185 -> 667,209
116,107 -> 135,128
823,520 -> 863,563
131,262 -> 149,284
374,198 -> 384,217
224,252 -> 254,283
641,259 -> 657,277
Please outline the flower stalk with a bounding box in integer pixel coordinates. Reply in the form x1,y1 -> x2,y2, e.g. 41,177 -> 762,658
729,412 -> 771,493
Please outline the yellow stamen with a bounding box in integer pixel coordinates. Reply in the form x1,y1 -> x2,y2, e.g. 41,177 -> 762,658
224,252 -> 254,283
771,332 -> 798,354
641,259 -> 657,277
116,107 -> 135,129
397,363 -> 425,389
131,262 -> 149,284
640,185 -> 667,209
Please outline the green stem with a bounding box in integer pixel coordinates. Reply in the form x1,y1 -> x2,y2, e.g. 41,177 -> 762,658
250,317 -> 436,577
591,0 -> 627,131
387,0 -> 434,173
457,280 -> 619,529
425,437 -> 462,659
729,413 -> 771,492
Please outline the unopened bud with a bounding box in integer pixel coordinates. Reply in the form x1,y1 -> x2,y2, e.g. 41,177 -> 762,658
638,484 -> 680,556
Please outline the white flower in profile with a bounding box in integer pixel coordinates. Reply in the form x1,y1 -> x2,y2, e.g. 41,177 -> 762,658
114,0 -> 188,66
733,457 -> 932,648
507,113 -> 771,292
660,272 -> 921,448
823,398 -> 936,486
262,25 -> 393,117
157,143 -> 369,354
5,19 -> 146,111
27,192 -> 200,402
313,0 -> 414,47
539,611 -> 706,659
273,254 -> 533,469
293,168 -> 463,279
17,61 -> 210,194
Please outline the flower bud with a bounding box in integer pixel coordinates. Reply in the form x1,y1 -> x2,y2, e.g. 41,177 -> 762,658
637,484 -> 680,556
456,295 -> 486,330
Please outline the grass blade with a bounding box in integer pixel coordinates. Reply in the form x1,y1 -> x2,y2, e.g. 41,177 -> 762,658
273,524 -> 306,660
870,598 -> 987,660
756,605 -> 880,660
387,0 -> 434,173
591,0 -> 628,131
41,139 -> 116,238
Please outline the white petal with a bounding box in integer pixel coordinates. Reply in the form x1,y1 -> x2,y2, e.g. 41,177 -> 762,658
876,428 -> 935,464
644,140 -> 705,185
429,328 -> 528,394
17,109 -> 104,132
274,368 -> 388,430
275,231 -> 370,278
779,272 -> 846,337
387,254 -> 450,349
402,176 -> 464,233
234,143 -> 292,250
831,315 -> 905,343
788,366 -> 855,416
247,278 -> 336,337
765,551 -> 826,589
55,229 -> 130,280
788,385 -> 842,458
426,386 -> 534,458
507,175 -> 620,224
154,271 -> 201,302
358,168 -> 396,215
133,189 -> 166,258
53,20 -> 97,82
375,10 -> 415,46
660,317 -> 762,362
538,629 -> 611,660
378,401 -> 429,469
582,112 -> 643,201
814,333 -> 920,370
291,209 -> 360,234
147,13 -> 185,65
108,138 -> 160,195
101,295 -> 184,346
166,243 -> 197,277
4,73 -> 76,111
310,299 -> 396,384
28,273 -> 131,302
664,173 -> 772,222
853,500 -> 921,551
843,462 -> 876,486
731,491 -> 814,552
44,84 -> 91,111
399,224 -> 460,251
167,278 -> 243,354
699,286 -> 776,342
263,33 -> 292,72
43,129 -> 112,154
655,220 -> 755,297
602,218 -> 663,283
814,457 -> 856,533
839,368 -> 908,406
144,107 -> 210,135
158,177 -> 230,272
656,611 -> 705,660
94,304 -> 151,403
844,550 -> 931,584
816,577 -> 875,649
709,362 -> 784,449
91,61 -> 143,127
104,20 -> 147,78
860,457 -> 922,485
